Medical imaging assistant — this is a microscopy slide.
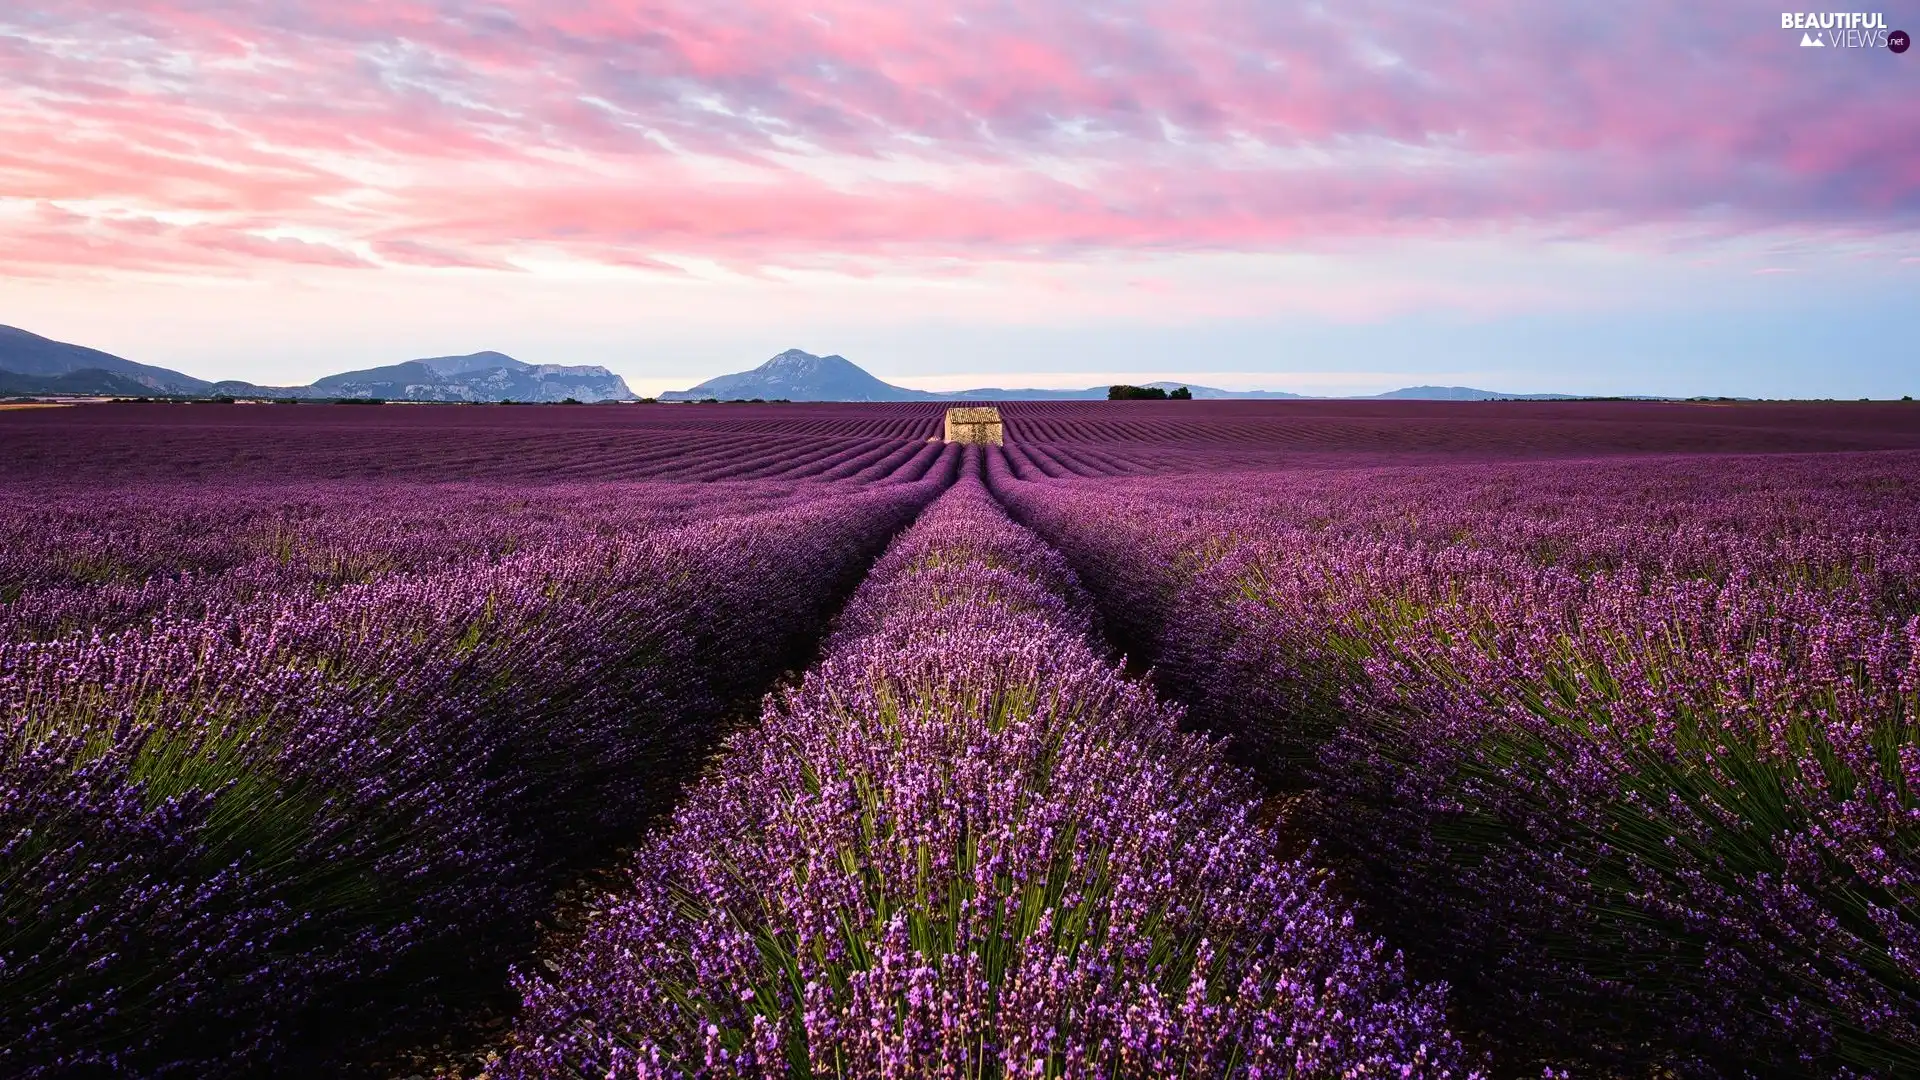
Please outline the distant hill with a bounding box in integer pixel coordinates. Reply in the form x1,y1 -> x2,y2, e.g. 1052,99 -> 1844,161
660,351 -> 1318,401
662,350 -> 1558,402
0,367 -> 170,397
661,349 -> 937,402
0,327 -> 634,403
0,325 -> 1586,405
1140,382 -> 1308,399
931,382 -> 1309,400
1374,385 -> 1578,401
0,325 -> 211,394
293,352 -> 635,402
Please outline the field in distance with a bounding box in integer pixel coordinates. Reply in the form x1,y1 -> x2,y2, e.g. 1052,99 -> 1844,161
5,398 -> 1920,483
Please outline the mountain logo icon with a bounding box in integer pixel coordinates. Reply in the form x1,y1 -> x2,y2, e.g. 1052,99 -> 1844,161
1800,31 -> 1824,46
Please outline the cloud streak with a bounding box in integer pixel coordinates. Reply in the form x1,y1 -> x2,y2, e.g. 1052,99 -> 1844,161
1,1 -> 1914,280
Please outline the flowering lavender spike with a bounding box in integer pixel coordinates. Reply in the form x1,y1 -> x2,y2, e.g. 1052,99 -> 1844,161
990,446 -> 1920,1077
501,467 -> 1474,1078
2,463 -> 952,1076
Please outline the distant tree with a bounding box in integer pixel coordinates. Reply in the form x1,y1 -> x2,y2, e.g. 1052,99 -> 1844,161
1107,385 -> 1169,400
1904,395 -> 1914,402
1169,386 -> 1193,400
700,397 -> 720,404
559,397 -> 582,405
207,395 -> 237,404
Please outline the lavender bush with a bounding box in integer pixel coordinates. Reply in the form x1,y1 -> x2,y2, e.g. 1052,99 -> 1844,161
1,458 -> 956,1075
992,449 -> 1920,1076
501,465 -> 1473,1078
0,479 -> 856,641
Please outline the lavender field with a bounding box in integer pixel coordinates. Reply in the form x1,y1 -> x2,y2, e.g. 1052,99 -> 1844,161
4,401 -> 1919,1078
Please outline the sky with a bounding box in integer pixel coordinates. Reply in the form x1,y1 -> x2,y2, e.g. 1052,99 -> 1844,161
2,2 -> 1916,398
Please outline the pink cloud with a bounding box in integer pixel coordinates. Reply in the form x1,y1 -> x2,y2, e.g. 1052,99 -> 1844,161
181,226 -> 373,268
1,1 -> 1914,279
372,238 -> 521,271
0,212 -> 372,273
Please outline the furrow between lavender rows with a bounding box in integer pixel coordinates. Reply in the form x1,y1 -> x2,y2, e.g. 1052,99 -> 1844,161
500,451 -> 1476,1077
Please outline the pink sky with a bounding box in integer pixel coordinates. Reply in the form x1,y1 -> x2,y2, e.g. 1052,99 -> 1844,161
2,1 -> 1915,395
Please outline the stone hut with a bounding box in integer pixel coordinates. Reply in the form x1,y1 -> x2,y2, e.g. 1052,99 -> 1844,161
943,406 -> 1004,445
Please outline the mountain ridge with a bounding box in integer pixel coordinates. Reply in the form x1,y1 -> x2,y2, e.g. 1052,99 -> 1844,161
0,326 -> 635,402
660,349 -> 928,402
2,326 -> 1593,404
661,349 -> 1573,402
0,325 -> 211,394
0,366 -> 176,397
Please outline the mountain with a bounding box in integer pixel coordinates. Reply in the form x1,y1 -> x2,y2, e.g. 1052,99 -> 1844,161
660,349 -> 936,401
1141,382 -> 1307,399
206,379 -> 320,399
930,386 -> 1102,401
0,367 -> 171,397
1373,385 -> 1577,401
660,350 -> 1557,402
414,350 -> 525,377
297,352 -> 635,402
659,351 -> 1315,401
0,327 -> 631,402
0,326 -> 1580,405
0,325 -> 211,394
203,352 -> 634,402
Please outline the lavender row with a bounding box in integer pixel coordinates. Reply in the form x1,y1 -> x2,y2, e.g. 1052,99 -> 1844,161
1064,451 -> 1920,610
989,450 -> 1920,1077
0,404 -> 949,484
500,463 -> 1474,1078
0,479 -> 891,641
0,457 -> 957,1076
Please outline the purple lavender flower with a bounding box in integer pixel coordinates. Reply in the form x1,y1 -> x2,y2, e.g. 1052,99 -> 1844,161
2,456 -> 956,1075
501,469 -> 1472,1078
991,447 -> 1920,1077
